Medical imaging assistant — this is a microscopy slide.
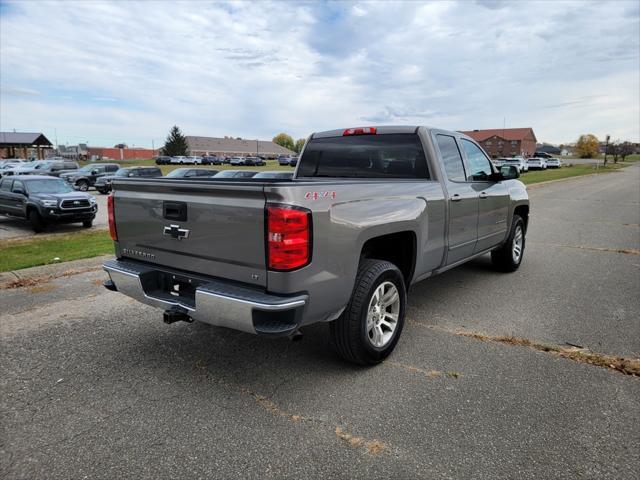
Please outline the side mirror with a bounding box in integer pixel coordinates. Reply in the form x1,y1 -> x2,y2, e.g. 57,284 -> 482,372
500,165 -> 520,180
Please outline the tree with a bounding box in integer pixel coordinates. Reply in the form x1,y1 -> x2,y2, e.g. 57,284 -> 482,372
619,141 -> 634,161
575,134 -> 599,158
163,125 -> 188,156
294,138 -> 306,154
272,133 -> 295,152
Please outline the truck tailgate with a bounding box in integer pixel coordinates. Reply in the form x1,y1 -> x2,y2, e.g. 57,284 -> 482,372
112,179 -> 267,287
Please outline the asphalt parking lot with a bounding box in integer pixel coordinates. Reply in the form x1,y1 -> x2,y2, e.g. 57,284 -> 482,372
0,191 -> 109,240
1,165 -> 639,479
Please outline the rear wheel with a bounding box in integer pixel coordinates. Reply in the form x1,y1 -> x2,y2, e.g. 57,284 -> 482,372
330,259 -> 406,365
491,215 -> 525,272
29,210 -> 45,233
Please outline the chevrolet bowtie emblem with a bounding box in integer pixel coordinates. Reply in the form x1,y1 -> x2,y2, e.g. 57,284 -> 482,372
163,224 -> 190,240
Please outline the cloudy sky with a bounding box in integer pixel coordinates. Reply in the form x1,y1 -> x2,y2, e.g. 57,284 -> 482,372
1,0 -> 638,148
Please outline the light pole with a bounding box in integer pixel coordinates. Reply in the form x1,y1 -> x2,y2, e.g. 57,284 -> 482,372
604,134 -> 610,166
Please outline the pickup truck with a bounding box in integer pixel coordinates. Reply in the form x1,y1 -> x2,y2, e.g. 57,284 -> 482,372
103,126 -> 529,365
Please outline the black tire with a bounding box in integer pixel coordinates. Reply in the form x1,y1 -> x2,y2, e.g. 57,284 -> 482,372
82,220 -> 93,228
29,210 -> 45,233
330,259 -> 406,365
491,215 -> 525,272
77,180 -> 89,191
97,188 -> 109,194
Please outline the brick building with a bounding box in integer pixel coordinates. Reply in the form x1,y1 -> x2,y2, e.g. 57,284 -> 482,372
460,128 -> 537,158
185,136 -> 295,157
87,147 -> 157,160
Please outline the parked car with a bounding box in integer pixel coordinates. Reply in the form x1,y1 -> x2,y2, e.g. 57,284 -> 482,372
170,156 -> 188,164
202,156 -> 223,165
155,156 -> 173,165
0,159 -> 26,168
534,151 -> 553,158
212,170 -> 258,178
545,157 -> 562,168
187,156 -> 203,164
493,158 -> 507,168
165,168 -> 219,179
0,175 -> 97,232
95,166 -> 162,194
0,161 -> 23,176
503,157 -> 528,173
252,171 -> 294,180
527,157 -> 547,170
103,125 -> 528,365
1,160 -> 76,177
59,163 -> 120,191
288,156 -> 299,167
244,156 -> 265,166
229,157 -> 247,166
277,156 -> 291,166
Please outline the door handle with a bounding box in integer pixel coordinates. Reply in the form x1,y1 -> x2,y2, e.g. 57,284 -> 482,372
450,194 -> 462,202
479,192 -> 488,199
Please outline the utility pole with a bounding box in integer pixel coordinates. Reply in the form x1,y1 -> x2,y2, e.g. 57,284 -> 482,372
256,139 -> 259,157
604,134 -> 610,166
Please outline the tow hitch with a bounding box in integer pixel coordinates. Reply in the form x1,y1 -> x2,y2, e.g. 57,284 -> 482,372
163,307 -> 193,324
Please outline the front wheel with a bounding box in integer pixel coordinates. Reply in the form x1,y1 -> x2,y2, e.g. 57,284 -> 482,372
29,210 -> 45,233
330,259 -> 406,365
491,215 -> 525,272
82,220 -> 93,228
77,180 -> 89,191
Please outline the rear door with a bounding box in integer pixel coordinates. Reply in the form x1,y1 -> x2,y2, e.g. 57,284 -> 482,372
459,139 -> 510,253
113,179 -> 268,286
0,178 -> 14,214
433,133 -> 479,264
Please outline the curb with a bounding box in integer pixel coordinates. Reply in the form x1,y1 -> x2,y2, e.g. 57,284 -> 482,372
0,254 -> 113,289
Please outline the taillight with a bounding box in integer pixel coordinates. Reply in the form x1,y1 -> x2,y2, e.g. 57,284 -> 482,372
343,127 -> 377,136
267,204 -> 311,271
107,194 -> 117,241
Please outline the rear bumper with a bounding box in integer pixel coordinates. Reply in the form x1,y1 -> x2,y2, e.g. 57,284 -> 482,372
103,259 -> 308,336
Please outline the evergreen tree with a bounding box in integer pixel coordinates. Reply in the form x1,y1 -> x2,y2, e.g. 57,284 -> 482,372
163,125 -> 188,156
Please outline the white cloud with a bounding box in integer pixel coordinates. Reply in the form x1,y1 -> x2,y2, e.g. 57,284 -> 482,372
0,0 -> 638,147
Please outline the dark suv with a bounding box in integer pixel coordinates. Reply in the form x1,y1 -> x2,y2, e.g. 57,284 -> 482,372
0,175 -> 97,232
95,166 -> 162,194
60,163 -> 120,191
154,156 -> 173,165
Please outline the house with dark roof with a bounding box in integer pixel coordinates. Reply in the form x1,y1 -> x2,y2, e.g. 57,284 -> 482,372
185,136 -> 296,157
0,132 -> 53,159
460,128 -> 537,158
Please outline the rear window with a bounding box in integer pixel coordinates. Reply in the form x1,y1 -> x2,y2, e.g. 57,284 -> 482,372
297,133 -> 429,179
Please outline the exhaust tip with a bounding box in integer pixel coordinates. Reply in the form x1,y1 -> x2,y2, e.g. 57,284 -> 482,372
289,330 -> 303,341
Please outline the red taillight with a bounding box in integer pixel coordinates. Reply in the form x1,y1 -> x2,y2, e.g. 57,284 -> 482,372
267,204 -> 311,271
343,127 -> 377,136
107,194 -> 117,241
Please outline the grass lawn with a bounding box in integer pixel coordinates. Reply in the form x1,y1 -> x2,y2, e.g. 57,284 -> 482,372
0,230 -> 113,272
521,163 -> 625,185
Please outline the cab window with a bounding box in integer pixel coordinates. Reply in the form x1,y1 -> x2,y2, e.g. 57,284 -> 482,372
435,134 -> 466,182
12,180 -> 25,193
0,179 -> 12,191
461,140 -> 493,181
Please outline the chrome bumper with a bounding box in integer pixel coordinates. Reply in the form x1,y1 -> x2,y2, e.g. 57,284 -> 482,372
103,259 -> 308,336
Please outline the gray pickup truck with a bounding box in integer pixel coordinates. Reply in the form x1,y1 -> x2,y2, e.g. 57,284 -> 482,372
103,126 -> 529,365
